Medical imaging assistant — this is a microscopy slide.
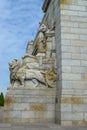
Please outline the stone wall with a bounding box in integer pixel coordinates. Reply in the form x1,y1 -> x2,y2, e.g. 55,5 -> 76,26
4,88 -> 55,123
42,0 -> 87,126
60,0 -> 87,126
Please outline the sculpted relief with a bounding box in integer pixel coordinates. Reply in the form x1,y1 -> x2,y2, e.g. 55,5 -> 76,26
36,23 -> 47,53
9,56 -> 57,88
9,23 -> 57,88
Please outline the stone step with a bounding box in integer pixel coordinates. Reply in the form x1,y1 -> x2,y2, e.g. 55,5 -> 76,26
7,87 -> 55,96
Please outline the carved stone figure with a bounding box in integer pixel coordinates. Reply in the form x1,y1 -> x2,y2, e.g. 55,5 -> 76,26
9,58 -> 44,87
9,56 -> 57,88
45,69 -> 57,88
38,23 -> 48,33
9,59 -> 21,84
36,23 -> 55,53
36,23 -> 48,53
8,23 -> 57,88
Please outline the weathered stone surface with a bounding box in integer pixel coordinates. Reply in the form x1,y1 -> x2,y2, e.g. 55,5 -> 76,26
4,88 -> 56,123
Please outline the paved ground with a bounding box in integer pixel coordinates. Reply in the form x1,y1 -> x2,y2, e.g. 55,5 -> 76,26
0,123 -> 58,130
0,123 -> 87,130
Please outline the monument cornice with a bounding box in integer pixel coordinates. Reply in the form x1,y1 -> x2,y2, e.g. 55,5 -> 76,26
42,0 -> 51,12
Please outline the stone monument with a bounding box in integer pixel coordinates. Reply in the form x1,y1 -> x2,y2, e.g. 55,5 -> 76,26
4,22 -> 57,123
4,0 -> 87,126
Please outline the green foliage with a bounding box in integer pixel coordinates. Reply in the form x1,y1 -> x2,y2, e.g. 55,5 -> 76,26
0,92 -> 4,106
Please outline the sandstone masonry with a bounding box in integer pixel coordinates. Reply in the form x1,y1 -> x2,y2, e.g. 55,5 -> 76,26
42,0 -> 87,126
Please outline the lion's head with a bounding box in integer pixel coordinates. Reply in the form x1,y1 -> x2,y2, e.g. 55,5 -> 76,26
9,59 -> 21,70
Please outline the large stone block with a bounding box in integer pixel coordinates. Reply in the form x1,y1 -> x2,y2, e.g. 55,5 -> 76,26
62,59 -> 80,66
4,87 -> 56,123
62,73 -> 81,80
72,104 -> 87,112
61,112 -> 84,121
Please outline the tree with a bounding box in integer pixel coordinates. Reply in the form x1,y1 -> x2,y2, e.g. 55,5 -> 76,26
0,92 -> 4,106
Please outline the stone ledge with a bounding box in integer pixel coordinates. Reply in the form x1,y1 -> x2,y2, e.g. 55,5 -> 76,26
6,87 -> 56,96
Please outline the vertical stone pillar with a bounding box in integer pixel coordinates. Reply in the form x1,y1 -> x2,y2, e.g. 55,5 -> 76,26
55,0 -> 87,126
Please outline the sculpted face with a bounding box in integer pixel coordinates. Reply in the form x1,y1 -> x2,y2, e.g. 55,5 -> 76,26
9,59 -> 19,68
39,24 -> 47,33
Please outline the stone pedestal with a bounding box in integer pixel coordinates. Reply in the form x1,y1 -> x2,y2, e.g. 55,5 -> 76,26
4,87 -> 56,123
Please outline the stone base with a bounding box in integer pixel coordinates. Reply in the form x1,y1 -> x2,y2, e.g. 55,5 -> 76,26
4,87 -> 56,123
56,93 -> 87,126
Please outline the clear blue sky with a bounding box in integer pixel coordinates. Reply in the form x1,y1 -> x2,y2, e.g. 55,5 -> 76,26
0,0 -> 44,95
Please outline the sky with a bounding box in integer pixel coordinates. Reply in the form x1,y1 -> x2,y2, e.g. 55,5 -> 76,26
0,0 -> 44,95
